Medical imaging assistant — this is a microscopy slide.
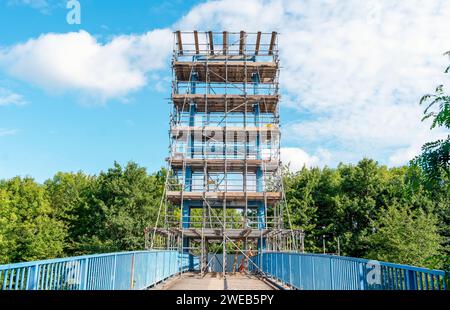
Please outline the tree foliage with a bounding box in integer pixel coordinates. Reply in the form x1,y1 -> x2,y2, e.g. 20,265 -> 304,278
44,162 -> 165,255
284,159 -> 447,269
0,160 -> 447,270
44,171 -> 100,255
413,53 -> 450,190
366,204 -> 441,267
93,162 -> 164,252
0,177 -> 65,263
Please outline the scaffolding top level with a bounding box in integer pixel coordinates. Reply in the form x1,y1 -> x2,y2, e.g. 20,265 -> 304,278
174,31 -> 278,59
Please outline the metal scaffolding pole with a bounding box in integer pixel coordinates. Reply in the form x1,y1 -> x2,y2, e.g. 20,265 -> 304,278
147,31 -> 303,276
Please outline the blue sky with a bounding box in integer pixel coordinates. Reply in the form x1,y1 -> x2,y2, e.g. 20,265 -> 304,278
0,0 -> 202,181
0,0 -> 449,182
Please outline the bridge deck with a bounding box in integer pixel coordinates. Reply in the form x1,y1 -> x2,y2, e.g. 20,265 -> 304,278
151,272 -> 276,290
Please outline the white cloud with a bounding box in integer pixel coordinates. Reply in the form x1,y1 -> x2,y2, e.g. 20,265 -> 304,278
1,0 -> 449,166
177,0 -> 450,166
280,147 -> 330,172
0,29 -> 173,101
388,144 -> 423,167
284,102 -> 447,159
0,129 -> 18,137
0,87 -> 27,106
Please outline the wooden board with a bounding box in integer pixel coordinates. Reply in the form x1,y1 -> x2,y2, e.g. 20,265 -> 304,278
168,158 -> 279,171
255,31 -> 261,55
172,94 -> 279,113
176,30 -> 183,55
166,191 -> 282,203
170,125 -> 280,135
173,61 -> 278,83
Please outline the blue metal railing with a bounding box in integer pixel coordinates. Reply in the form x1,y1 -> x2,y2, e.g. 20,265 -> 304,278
0,250 -> 199,290
252,252 -> 448,290
3,250 -> 446,290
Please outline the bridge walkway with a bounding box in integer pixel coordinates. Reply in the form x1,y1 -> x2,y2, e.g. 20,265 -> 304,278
151,272 -> 276,290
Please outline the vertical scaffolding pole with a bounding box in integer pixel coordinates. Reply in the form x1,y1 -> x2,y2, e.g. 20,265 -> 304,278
149,32 -> 297,277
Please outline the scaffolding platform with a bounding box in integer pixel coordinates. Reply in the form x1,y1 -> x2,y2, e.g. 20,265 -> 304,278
149,227 -> 299,241
170,125 -> 280,134
146,31 -> 304,277
152,227 -> 270,240
173,61 -> 278,83
165,191 -> 282,203
172,94 -> 279,113
168,158 -> 279,171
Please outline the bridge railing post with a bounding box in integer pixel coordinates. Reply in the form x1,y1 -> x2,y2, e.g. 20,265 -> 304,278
27,264 -> 39,290
329,257 -> 334,290
298,254 -> 302,289
111,255 -> 117,290
130,253 -> 135,290
358,262 -> 366,290
311,256 -> 315,290
406,269 -> 418,290
288,254 -> 292,286
80,258 -> 89,290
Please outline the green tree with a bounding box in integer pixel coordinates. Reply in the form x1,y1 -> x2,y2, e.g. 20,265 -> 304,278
0,188 -> 16,263
283,158 -> 446,266
284,166 -> 320,251
412,52 -> 450,269
44,172 -> 100,255
414,53 -> 450,189
312,167 -> 343,254
337,159 -> 383,257
366,204 -> 442,268
0,177 -> 65,263
93,162 -> 165,251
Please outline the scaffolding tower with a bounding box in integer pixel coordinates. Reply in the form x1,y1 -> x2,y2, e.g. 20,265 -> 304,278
146,31 -> 304,277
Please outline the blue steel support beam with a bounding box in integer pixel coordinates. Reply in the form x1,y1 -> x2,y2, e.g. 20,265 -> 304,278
182,201 -> 190,229
256,167 -> 263,192
188,103 -> 196,159
188,71 -> 198,158
254,103 -> 261,160
253,70 -> 265,251
257,201 -> 266,252
257,201 -> 265,229
184,96 -> 195,253
182,201 -> 190,252
252,71 -> 260,95
190,72 -> 198,94
185,166 -> 192,192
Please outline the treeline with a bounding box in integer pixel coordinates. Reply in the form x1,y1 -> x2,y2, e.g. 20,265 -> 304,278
0,159 -> 448,269
0,162 -> 165,264
284,159 -> 449,269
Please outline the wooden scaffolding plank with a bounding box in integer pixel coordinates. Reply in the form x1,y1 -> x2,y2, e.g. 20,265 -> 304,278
169,158 -> 279,171
173,61 -> 278,83
239,31 -> 245,55
208,31 -> 214,55
172,94 -> 279,113
223,31 -> 228,55
194,30 -> 199,54
170,126 -> 280,135
166,191 -> 282,203
269,31 -> 277,55
176,30 -> 183,55
255,31 -> 261,55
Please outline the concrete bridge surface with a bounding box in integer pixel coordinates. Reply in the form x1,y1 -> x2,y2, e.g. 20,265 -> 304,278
151,272 -> 276,290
